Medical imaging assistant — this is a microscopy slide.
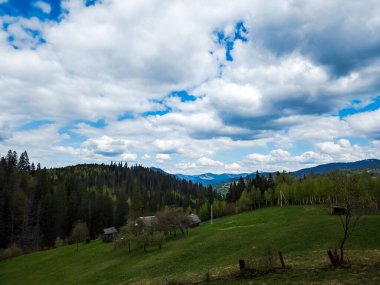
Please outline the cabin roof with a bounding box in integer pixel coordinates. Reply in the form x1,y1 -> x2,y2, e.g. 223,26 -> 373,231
331,205 -> 347,209
189,213 -> 201,224
103,227 -> 117,234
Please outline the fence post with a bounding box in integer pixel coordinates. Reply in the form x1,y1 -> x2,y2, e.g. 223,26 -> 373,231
278,251 -> 286,270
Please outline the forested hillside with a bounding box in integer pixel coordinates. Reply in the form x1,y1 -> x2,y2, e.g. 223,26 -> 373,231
226,170 -> 380,211
0,150 -> 209,251
2,149 -> 380,256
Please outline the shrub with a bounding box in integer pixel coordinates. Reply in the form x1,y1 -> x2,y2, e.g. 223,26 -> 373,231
136,231 -> 151,252
249,245 -> 279,273
114,238 -> 128,248
261,247 -> 278,268
151,232 -> 166,249
54,237 -> 65,248
0,243 -> 23,261
198,203 -> 210,221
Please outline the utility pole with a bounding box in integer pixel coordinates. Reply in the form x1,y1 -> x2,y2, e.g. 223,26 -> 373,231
211,204 -> 213,224
207,184 -> 214,225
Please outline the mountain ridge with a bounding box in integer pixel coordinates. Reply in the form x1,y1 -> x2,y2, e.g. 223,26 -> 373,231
152,159 -> 380,186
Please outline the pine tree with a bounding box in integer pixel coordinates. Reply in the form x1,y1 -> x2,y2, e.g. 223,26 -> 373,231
18,151 -> 30,172
6,150 -> 17,167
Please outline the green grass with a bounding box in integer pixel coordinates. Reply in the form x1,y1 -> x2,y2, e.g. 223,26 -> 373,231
1,206 -> 380,284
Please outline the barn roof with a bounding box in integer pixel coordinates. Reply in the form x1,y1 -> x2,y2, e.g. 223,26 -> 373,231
188,214 -> 201,224
137,216 -> 157,227
103,227 -> 117,234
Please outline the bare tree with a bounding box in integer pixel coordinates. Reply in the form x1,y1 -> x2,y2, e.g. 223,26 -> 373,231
328,172 -> 367,265
338,199 -> 361,262
156,207 -> 187,236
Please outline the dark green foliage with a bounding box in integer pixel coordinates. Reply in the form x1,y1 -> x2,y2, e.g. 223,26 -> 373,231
2,148 -> 379,254
0,150 -> 208,251
225,170 -> 380,211
17,151 -> 30,172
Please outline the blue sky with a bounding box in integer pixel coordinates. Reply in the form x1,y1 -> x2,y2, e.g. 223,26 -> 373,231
1,0 -> 380,174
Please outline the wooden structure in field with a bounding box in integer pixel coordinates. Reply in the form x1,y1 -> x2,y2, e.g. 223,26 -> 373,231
331,205 -> 347,215
187,214 -> 201,227
101,227 -> 118,242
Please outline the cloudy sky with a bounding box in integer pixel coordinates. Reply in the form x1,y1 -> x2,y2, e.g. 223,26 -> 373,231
0,0 -> 380,174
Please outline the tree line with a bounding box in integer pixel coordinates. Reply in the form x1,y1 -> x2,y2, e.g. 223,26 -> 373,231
195,169 -> 380,221
0,150 -> 211,251
224,170 -> 380,213
2,149 -> 379,254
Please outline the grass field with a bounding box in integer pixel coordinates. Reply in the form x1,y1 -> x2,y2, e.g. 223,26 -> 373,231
1,206 -> 380,284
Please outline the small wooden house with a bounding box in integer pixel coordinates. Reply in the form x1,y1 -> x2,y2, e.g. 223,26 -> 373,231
331,205 -> 347,215
102,227 -> 118,242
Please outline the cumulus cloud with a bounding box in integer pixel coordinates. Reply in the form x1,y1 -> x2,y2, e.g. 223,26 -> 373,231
156,153 -> 171,163
35,1 -> 52,14
245,145 -> 375,173
175,157 -> 243,174
142,154 -> 151,160
246,149 -> 331,172
345,109 -> 380,138
314,139 -> 365,162
1,0 -> 380,173
0,124 -> 72,166
245,0 -> 380,77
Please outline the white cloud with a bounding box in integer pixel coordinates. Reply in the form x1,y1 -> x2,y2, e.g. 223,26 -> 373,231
142,154 -> 151,160
346,109 -> 380,137
153,139 -> 184,154
175,157 -> 244,174
35,1 -> 52,14
0,124 -> 70,166
121,152 -> 137,161
197,157 -> 224,167
1,0 -> 380,173
156,153 -> 171,163
273,115 -> 353,147
315,140 -> 365,162
83,135 -> 130,153
246,150 -> 324,172
193,80 -> 264,119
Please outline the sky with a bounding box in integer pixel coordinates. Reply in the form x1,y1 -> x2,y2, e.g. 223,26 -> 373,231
0,0 -> 380,174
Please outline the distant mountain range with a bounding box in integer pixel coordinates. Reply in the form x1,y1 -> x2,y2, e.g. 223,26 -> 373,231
174,172 -> 249,186
152,159 -> 380,186
291,159 -> 380,177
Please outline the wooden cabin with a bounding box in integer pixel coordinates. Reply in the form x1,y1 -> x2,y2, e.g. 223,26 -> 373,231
331,205 -> 347,215
102,227 -> 118,242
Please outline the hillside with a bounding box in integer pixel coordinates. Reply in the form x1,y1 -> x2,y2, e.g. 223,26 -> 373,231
0,156 -> 208,250
292,159 -> 380,177
1,206 -> 380,284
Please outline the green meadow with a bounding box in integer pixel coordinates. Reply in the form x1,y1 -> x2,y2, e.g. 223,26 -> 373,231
1,206 -> 380,284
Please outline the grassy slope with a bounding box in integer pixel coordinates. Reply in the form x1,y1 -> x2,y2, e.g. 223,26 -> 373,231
1,206 -> 380,284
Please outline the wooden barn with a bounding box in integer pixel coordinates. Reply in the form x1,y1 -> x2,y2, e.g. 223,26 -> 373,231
101,227 -> 118,242
331,205 -> 347,215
